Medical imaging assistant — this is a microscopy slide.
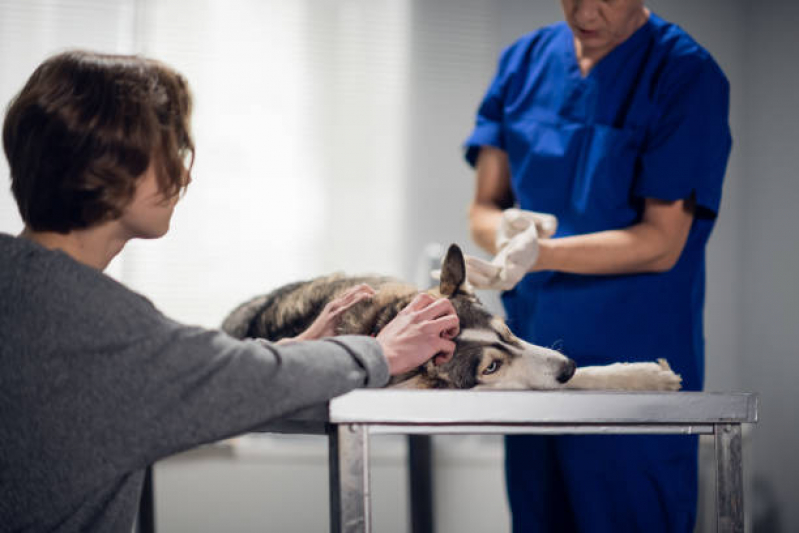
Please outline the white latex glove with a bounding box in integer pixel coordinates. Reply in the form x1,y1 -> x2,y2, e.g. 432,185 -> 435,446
466,223 -> 539,290
496,208 -> 558,250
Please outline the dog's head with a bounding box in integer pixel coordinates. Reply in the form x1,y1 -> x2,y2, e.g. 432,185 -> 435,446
391,244 -> 576,390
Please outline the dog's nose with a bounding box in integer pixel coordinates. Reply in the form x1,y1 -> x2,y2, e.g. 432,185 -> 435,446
557,359 -> 576,383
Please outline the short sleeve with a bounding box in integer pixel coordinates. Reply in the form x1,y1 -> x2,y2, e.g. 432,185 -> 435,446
463,47 -> 514,168
636,57 -> 732,217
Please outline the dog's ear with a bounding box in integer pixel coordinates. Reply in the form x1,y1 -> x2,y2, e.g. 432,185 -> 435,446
439,244 -> 467,297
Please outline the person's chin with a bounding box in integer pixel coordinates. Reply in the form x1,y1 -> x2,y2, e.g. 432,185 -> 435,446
139,223 -> 171,240
577,33 -> 606,46
579,38 -> 617,58
154,223 -> 171,238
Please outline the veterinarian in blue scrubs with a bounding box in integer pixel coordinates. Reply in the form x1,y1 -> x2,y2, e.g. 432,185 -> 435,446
464,1 -> 731,531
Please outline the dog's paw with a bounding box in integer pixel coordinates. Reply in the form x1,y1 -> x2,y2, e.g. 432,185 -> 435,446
621,359 -> 682,391
567,360 -> 683,391
654,359 -> 683,390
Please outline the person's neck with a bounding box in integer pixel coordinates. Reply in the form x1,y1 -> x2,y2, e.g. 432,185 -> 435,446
575,7 -> 650,75
20,223 -> 128,271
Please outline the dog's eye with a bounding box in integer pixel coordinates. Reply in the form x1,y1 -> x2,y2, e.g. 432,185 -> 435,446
483,360 -> 502,375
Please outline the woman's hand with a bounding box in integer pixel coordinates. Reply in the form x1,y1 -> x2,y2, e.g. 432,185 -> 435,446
376,293 -> 460,375
278,284 -> 375,344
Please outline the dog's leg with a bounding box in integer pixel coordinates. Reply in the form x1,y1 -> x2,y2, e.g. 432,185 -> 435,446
563,359 -> 682,391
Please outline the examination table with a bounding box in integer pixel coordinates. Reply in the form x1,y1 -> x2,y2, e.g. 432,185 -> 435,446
255,389 -> 758,533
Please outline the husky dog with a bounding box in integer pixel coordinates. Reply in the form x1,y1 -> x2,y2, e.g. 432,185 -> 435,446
222,244 -> 681,391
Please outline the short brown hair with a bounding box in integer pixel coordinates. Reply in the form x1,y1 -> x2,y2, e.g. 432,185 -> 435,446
3,50 -> 194,233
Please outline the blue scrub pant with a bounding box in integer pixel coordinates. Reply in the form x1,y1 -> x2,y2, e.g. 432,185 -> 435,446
505,434 -> 698,533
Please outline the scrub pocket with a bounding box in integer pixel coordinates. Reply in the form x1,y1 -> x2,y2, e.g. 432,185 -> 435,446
504,118 -> 642,222
504,118 -> 583,211
572,123 -> 642,215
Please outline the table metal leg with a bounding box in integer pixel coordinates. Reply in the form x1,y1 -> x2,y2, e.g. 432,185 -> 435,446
329,424 -> 371,533
136,464 -> 156,533
715,423 -> 744,533
408,435 -> 434,533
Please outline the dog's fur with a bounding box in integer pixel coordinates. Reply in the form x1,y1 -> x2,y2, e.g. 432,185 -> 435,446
222,244 -> 681,391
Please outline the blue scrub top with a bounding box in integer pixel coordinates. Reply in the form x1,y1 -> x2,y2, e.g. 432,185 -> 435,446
464,14 -> 731,391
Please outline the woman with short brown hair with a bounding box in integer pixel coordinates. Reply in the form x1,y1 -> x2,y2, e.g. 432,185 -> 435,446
0,50 -> 459,532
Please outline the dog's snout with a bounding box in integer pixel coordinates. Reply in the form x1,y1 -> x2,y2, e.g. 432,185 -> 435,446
557,358 -> 576,383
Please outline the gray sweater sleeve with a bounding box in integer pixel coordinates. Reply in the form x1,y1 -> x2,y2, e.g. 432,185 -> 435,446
110,321 -> 389,469
0,236 -> 389,480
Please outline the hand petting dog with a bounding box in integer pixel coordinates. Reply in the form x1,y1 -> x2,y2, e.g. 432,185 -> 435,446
376,293 -> 459,375
277,285 -> 459,376
290,284 -> 376,341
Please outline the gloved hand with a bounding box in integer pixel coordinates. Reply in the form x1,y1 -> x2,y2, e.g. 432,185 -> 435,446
465,222 -> 539,291
496,208 -> 557,250
464,208 -> 557,290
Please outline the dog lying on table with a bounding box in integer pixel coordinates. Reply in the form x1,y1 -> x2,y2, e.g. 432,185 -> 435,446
221,244 -> 681,391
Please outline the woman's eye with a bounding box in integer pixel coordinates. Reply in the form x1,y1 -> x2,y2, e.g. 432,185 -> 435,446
483,360 -> 502,375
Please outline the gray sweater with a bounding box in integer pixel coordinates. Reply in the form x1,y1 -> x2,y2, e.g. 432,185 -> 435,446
0,233 -> 389,532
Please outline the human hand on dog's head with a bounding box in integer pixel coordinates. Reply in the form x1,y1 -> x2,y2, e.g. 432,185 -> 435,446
376,293 -> 460,375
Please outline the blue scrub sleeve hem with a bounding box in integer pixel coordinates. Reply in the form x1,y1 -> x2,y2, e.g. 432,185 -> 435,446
634,185 -> 721,219
634,59 -> 730,219
464,122 -> 503,167
635,148 -> 727,218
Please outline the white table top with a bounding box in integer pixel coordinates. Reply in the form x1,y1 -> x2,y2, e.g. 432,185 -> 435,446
262,390 -> 758,435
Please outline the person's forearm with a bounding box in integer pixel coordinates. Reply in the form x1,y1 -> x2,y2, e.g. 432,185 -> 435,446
469,203 -> 503,255
535,222 -> 685,275
469,146 -> 514,255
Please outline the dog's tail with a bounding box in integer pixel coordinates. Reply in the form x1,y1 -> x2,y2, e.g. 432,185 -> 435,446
221,280 -> 314,340
221,294 -> 272,339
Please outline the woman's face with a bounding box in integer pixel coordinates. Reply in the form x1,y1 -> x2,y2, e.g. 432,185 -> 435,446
118,164 -> 181,240
561,0 -> 647,57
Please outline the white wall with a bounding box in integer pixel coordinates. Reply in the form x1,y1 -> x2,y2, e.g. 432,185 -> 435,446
738,2 -> 799,531
401,0 -> 499,276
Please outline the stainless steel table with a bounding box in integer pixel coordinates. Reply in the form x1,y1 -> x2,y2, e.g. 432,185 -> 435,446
265,389 -> 758,533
